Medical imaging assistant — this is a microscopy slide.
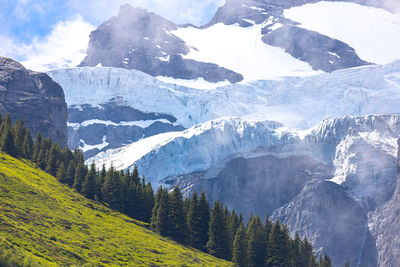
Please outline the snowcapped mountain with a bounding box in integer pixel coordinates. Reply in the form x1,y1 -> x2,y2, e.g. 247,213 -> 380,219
49,59 -> 400,156
78,0 -> 400,88
88,114 -> 400,266
45,1 -> 400,265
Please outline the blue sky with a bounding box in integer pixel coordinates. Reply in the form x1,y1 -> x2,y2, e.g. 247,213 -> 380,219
0,0 -> 224,70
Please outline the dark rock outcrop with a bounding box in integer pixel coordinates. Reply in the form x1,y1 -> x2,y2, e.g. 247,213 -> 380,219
68,103 -> 184,158
79,5 -> 243,84
0,57 -> 67,146
207,0 -> 370,72
263,25 -> 370,72
369,139 -> 400,267
272,180 -> 377,267
172,154 -> 332,220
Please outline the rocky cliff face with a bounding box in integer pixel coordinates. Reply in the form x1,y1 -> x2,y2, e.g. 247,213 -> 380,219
0,57 -> 67,146
89,114 -> 400,267
368,138 -> 400,267
79,5 -> 243,84
272,180 -> 376,267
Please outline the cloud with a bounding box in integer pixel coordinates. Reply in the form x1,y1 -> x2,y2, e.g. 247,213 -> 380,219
67,0 -> 225,26
0,15 -> 94,72
0,0 -> 224,71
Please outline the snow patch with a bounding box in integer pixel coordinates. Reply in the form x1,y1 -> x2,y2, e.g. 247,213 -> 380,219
80,136 -> 109,152
284,2 -> 400,64
68,119 -> 174,129
171,23 -> 321,82
155,76 -> 230,90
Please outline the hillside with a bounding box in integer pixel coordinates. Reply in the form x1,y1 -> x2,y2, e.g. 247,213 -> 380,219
0,152 -> 230,266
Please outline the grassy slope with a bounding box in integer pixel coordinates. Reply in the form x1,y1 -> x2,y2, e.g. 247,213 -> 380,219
0,153 -> 230,266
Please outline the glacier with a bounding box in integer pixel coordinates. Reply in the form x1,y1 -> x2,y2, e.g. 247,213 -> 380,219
49,60 -> 400,131
88,114 -> 400,267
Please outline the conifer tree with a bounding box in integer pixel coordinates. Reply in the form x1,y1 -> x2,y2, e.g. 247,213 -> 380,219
188,192 -> 200,248
13,119 -> 25,156
300,237 -> 315,267
45,144 -> 59,176
291,232 -> 302,267
0,124 -> 17,157
197,191 -> 210,252
151,186 -> 164,231
0,113 -> 12,133
318,254 -> 333,267
32,132 -> 42,163
102,168 -> 123,211
81,163 -> 97,200
126,176 -> 140,219
61,148 -> 74,167
73,162 -> 87,192
207,201 -> 230,260
142,182 -> 154,222
229,210 -> 240,253
22,130 -> 33,159
247,215 -> 267,267
65,161 -> 76,186
56,162 -> 67,183
168,186 -> 189,243
232,223 -> 248,267
155,188 -> 170,236
266,221 -> 290,267
95,164 -> 106,201
73,148 -> 84,165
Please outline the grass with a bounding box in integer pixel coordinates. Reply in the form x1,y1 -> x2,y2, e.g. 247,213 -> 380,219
0,152 -> 231,266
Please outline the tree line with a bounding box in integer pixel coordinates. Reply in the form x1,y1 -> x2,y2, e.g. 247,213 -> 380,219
150,187 -> 333,267
0,113 -> 154,223
0,113 -> 337,266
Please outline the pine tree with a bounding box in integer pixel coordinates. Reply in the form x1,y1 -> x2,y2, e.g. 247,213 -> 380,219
32,132 -> 42,163
167,186 -> 189,243
247,215 -> 267,267
319,254 -> 333,267
229,210 -> 241,254
65,161 -> 76,186
197,191 -> 210,252
81,163 -> 97,200
155,188 -> 170,236
45,144 -> 59,176
56,162 -> 67,183
0,124 -> 17,157
61,148 -> 74,167
291,232 -> 301,267
266,221 -> 290,267
126,176 -> 140,219
232,222 -> 248,267
300,237 -> 315,267
102,168 -> 123,212
206,201 -> 230,260
0,113 -> 12,133
95,164 -> 106,201
13,119 -> 26,156
73,162 -> 87,192
142,182 -> 154,223
22,130 -> 33,159
151,186 -> 164,231
188,192 -> 200,248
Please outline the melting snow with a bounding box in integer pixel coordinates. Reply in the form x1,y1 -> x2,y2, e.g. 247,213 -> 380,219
80,136 -> 109,152
171,23 -> 321,82
284,2 -> 400,64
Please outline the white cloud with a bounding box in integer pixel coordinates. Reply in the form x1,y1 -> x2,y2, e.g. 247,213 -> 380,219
0,0 -> 224,71
67,0 -> 225,26
1,15 -> 95,72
